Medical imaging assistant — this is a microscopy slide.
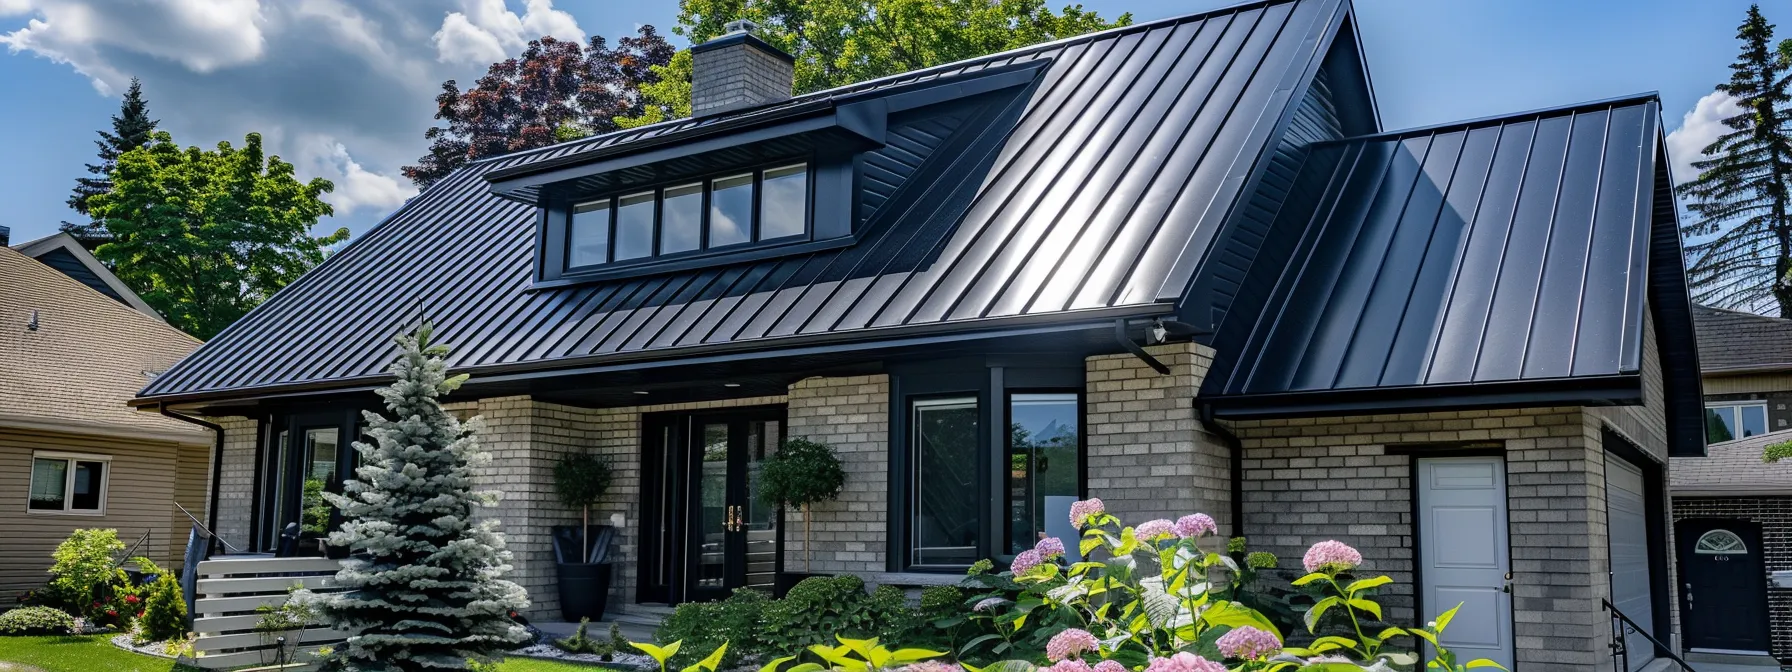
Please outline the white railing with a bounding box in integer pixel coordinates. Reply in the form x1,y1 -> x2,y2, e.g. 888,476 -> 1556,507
186,556 -> 345,670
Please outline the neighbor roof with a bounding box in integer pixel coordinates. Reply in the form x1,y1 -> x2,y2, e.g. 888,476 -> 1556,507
12,232 -> 164,321
0,247 -> 208,443
1672,429 -> 1792,496
1691,304 -> 1792,374
1205,95 -> 1683,416
137,0 -> 1359,406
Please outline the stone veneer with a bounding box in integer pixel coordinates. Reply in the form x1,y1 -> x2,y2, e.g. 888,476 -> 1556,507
1085,343 -> 1233,532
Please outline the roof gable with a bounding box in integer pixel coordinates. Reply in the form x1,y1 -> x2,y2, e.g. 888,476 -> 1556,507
12,232 -> 164,321
139,0 -> 1350,406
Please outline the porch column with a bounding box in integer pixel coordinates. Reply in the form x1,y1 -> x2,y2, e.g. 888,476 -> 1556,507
1083,342 -> 1234,534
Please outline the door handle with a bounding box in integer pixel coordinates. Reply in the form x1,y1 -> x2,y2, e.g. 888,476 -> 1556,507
724,505 -> 735,532
1685,582 -> 1693,610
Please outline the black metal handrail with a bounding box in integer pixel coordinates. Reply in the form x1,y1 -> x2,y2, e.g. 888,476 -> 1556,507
112,530 -> 152,572
1603,598 -> 1695,672
175,502 -> 243,555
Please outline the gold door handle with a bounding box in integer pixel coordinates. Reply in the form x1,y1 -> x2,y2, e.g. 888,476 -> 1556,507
725,505 -> 740,532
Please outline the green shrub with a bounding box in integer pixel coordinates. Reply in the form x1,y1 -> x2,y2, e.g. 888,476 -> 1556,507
0,606 -> 76,635
135,570 -> 187,643
656,587 -> 768,669
554,617 -> 614,657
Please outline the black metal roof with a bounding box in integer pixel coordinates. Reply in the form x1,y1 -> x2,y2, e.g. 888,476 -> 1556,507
1205,95 -> 1684,415
138,0 -> 1356,406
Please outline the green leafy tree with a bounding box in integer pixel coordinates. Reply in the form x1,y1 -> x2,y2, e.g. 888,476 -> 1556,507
553,452 -> 615,561
63,77 -> 160,248
759,438 -> 846,572
89,131 -> 346,338
1680,5 -> 1792,316
616,0 -> 1129,128
306,322 -> 529,670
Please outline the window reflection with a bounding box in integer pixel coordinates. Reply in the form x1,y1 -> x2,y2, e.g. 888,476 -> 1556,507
569,201 -> 611,267
760,164 -> 808,240
1706,403 -> 1769,444
709,174 -> 755,247
661,183 -> 703,254
912,398 -> 979,566
614,192 -> 656,260
1008,393 -> 1079,555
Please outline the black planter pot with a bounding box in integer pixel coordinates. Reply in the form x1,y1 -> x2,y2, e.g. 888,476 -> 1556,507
556,562 -> 613,622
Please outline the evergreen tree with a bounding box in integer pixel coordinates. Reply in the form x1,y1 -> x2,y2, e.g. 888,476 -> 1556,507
1679,5 -> 1792,316
63,77 -> 159,248
308,323 -> 529,671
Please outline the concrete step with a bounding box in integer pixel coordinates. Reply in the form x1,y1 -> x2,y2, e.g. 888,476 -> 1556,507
613,602 -> 674,618
1685,650 -> 1780,669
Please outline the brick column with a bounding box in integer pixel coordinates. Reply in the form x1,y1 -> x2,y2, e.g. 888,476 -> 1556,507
1084,343 -> 1233,532
785,375 -> 890,574
212,416 -> 259,551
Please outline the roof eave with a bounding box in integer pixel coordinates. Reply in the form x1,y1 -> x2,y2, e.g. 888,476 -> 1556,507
1205,373 -> 1644,420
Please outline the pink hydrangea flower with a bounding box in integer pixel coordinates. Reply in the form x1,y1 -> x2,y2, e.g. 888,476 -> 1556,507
1093,660 -> 1129,672
1143,652 -> 1226,672
903,662 -> 964,672
1035,537 -> 1067,557
1070,498 -> 1106,527
1173,513 -> 1217,539
1135,519 -> 1175,541
1302,540 -> 1364,573
973,597 -> 1008,612
1012,549 -> 1045,575
1216,625 -> 1281,660
1046,628 -> 1099,662
1048,660 -> 1094,672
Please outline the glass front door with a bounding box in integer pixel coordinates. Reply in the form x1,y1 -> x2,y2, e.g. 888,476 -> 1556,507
640,407 -> 785,604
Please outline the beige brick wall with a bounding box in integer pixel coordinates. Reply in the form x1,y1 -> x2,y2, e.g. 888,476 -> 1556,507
213,415 -> 258,551
785,375 -> 890,574
1085,343 -> 1232,532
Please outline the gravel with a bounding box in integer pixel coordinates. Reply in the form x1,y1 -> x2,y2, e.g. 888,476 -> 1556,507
109,633 -> 177,659
508,642 -> 654,669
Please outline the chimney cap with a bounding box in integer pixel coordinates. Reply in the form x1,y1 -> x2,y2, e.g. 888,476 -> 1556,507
724,19 -> 758,35
691,22 -> 795,64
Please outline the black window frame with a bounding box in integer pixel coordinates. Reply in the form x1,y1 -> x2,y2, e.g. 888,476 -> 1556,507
560,160 -> 815,274
888,358 -> 1085,572
253,406 -> 368,552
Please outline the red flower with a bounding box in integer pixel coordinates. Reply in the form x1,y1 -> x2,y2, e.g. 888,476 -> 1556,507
91,601 -> 102,608
136,611 -> 145,619
106,609 -> 117,617
125,595 -> 141,604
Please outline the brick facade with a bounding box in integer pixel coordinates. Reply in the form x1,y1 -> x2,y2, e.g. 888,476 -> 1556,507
1671,497 -> 1792,661
691,36 -> 793,116
1085,343 -> 1233,532
213,416 -> 258,551
785,375 -> 890,573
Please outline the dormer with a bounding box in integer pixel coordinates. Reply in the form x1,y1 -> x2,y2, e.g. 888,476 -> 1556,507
484,22 -> 1046,288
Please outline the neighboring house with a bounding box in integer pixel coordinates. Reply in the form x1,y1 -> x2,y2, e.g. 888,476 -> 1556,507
1692,304 -> 1792,442
0,244 -> 213,596
0,226 -> 165,322
131,2 -> 1703,670
1671,430 -> 1792,663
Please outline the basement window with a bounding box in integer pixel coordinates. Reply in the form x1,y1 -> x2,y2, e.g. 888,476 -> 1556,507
28,452 -> 108,514
564,163 -> 810,272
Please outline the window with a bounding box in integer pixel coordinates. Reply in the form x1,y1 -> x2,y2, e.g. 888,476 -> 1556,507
1694,529 -> 1747,555
1007,393 -> 1080,556
28,453 -> 107,514
1705,402 -> 1767,444
911,397 -> 980,567
564,163 -> 810,270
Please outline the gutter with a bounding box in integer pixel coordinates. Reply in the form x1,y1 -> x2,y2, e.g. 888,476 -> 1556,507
1201,403 -> 1246,539
157,405 -> 225,542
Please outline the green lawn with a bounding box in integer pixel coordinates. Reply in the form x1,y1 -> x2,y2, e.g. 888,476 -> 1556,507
0,635 -> 608,672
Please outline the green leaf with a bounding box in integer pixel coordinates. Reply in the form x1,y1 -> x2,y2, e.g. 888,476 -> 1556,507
1304,596 -> 1341,633
1202,600 -> 1283,641
1292,572 -> 1329,586
1435,602 -> 1462,632
680,642 -> 729,672
1347,598 -> 1383,621
977,660 -> 1042,672
1345,575 -> 1393,594
1465,660 -> 1507,670
891,649 -> 948,663
786,664 -> 826,672
1141,587 -> 1181,628
1299,663 -> 1366,672
1377,626 -> 1410,640
631,640 -> 681,666
1081,536 -> 1104,557
1311,636 -> 1357,651
1381,652 -> 1419,666
960,634 -> 1003,654
758,655 -> 797,672
1410,629 -> 1440,646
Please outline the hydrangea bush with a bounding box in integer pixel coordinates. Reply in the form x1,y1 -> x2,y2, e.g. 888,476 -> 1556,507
663,500 -> 1503,672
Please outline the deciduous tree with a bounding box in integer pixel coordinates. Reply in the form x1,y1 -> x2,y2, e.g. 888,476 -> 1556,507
403,28 -> 675,189
89,132 -> 345,338
616,0 -> 1129,127
1680,5 -> 1792,316
63,77 -> 159,248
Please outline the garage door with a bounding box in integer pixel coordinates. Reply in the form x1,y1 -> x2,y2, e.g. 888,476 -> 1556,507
1607,455 -> 1656,671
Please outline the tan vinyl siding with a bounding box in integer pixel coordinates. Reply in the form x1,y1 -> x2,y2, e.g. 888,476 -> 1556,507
0,427 -> 205,596
170,441 -> 213,551
1703,372 -> 1792,396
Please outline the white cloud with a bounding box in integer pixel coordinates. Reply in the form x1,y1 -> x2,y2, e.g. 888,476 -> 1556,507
1665,90 -> 1743,185
433,0 -> 583,65
302,139 -> 417,216
0,0 -> 590,234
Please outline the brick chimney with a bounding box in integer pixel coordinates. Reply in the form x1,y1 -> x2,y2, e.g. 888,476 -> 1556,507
690,19 -> 794,117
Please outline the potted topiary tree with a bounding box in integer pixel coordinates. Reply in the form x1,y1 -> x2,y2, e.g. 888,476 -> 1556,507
760,437 -> 846,590
553,452 -> 615,621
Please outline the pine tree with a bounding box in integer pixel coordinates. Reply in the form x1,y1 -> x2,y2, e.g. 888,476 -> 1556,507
1680,5 -> 1792,317
63,77 -> 158,248
308,323 -> 529,671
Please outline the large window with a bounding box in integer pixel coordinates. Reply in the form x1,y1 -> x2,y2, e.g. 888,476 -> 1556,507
28,453 -> 107,514
1706,402 -> 1767,444
897,363 -> 1084,571
566,163 -> 809,270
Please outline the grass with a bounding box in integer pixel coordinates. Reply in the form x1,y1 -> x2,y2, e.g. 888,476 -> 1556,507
0,634 -> 614,672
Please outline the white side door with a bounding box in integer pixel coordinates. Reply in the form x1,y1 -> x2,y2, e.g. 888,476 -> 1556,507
1417,456 -> 1515,670
1607,455 -> 1656,671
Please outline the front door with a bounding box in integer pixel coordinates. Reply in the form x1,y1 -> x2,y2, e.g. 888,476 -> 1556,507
1678,519 -> 1771,653
640,407 -> 784,604
1416,456 -> 1514,670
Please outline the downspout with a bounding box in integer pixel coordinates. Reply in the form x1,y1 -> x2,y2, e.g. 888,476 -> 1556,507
158,405 -> 226,539
1201,403 -> 1245,539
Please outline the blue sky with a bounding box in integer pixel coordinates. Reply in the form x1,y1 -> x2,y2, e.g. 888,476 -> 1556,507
0,0 -> 1760,245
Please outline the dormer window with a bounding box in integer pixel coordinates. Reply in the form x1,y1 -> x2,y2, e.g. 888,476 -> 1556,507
564,163 -> 811,272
